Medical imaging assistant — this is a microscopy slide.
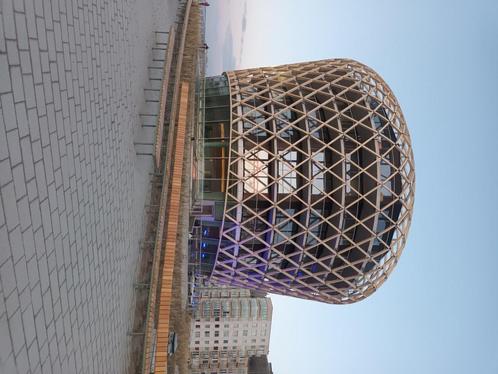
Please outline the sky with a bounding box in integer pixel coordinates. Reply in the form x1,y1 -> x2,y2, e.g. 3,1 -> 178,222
205,1 -> 498,373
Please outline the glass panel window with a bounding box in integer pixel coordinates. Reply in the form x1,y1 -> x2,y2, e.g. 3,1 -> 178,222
205,122 -> 229,139
311,152 -> 325,195
277,150 -> 297,193
244,149 -> 269,193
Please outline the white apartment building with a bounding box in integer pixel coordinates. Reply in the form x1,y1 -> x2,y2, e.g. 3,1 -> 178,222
189,287 -> 272,374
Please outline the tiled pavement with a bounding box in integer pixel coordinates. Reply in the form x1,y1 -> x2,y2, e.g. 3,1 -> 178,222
0,1 -> 177,373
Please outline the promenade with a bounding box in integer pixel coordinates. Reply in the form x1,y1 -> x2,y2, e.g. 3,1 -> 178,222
0,1 -> 178,373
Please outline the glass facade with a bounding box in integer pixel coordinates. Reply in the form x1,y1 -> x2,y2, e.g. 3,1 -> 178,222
198,59 -> 415,304
199,76 -> 232,274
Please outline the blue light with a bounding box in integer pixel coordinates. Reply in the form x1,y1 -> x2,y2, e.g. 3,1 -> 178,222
203,229 -> 208,236
201,253 -> 207,259
201,242 -> 207,249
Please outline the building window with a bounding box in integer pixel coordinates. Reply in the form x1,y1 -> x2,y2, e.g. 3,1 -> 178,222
277,150 -> 297,193
244,149 -> 269,194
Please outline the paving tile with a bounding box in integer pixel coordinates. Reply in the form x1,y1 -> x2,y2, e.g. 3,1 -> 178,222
35,298 -> 47,338
0,287 -> 5,319
0,256 -> 16,296
42,147 -> 54,186
14,257 -> 29,292
29,199 -> 42,232
22,306 -> 36,347
14,102 -> 29,138
2,0 -> 16,40
15,344 -> 30,374
37,256 -> 49,295
8,226 -> 23,264
42,1 -> 53,32
38,116 -> 49,148
0,53 -> 12,94
10,66 -> 25,103
1,182 -> 20,231
12,164 -> 27,199
1,93 -> 17,131
21,228 -> 34,260
0,225 -> 9,264
33,1 -> 44,18
0,158 -> 13,187
39,52 -> 49,75
6,41 -> 20,69
1,352 -> 17,374
19,137 -> 35,181
0,18 -> 5,53
14,12 -> 29,50
31,139 -> 42,163
34,161 -> 47,201
33,228 -> 44,259
8,309 -> 24,355
40,199 -> 52,237
17,288 -> 32,318
25,0 -> 37,39
34,85 -> 46,116
0,314 -> 13,364
19,51 -> 32,75
0,110 -> 9,160
13,0 -> 23,12
26,254 -> 40,289
29,39 -> 43,85
6,129 -> 22,166
41,289 -> 53,327
17,197 -> 31,233
27,340 -> 41,373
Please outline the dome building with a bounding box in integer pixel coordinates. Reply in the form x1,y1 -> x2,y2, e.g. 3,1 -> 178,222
197,59 -> 415,304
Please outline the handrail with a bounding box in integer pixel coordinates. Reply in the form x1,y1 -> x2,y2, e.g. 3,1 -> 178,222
154,28 -> 176,169
141,0 -> 194,373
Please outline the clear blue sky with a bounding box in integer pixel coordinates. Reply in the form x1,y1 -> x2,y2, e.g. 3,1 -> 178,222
205,1 -> 498,373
